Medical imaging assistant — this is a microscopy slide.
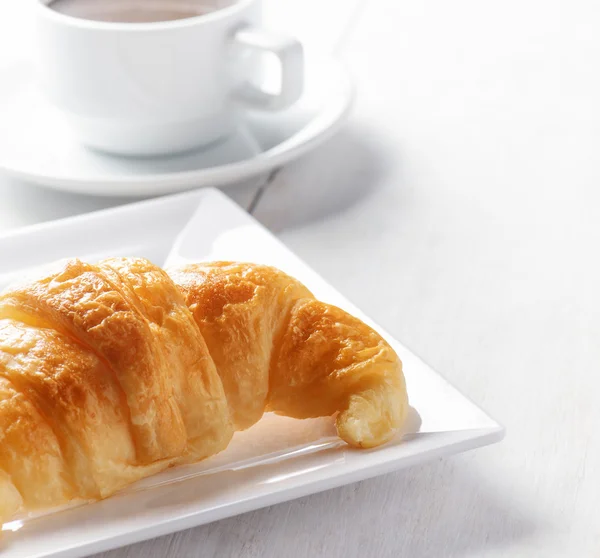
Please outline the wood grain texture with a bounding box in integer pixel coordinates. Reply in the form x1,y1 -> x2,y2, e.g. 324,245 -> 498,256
2,0 -> 600,555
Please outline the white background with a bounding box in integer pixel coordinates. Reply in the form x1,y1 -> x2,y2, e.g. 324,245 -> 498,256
1,0 -> 600,556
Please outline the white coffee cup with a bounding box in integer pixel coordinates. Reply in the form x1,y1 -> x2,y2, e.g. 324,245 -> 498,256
33,0 -> 304,156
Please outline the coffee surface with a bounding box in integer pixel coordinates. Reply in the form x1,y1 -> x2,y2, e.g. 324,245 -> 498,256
49,0 -> 215,22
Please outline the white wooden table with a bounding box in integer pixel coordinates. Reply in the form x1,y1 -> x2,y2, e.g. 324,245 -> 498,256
2,0 -> 600,556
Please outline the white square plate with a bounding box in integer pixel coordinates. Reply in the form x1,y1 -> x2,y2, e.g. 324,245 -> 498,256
0,189 -> 503,558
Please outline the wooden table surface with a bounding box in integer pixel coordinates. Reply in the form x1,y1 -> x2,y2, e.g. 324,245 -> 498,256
1,0 -> 599,556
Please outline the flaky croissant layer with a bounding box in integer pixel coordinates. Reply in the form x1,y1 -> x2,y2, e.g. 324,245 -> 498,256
0,258 -> 408,522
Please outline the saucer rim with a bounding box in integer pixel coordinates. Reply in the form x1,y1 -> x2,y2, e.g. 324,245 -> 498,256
0,56 -> 354,197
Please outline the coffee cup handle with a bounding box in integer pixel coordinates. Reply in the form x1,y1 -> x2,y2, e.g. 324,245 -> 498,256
233,27 -> 304,111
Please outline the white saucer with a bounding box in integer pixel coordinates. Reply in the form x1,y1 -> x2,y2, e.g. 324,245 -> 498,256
0,56 -> 353,197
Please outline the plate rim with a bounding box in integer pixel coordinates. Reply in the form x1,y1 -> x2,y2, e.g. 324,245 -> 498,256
0,189 -> 207,241
0,189 -> 505,558
50,428 -> 504,558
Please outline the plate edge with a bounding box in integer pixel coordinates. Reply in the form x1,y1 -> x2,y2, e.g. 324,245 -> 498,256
45,427 -> 504,558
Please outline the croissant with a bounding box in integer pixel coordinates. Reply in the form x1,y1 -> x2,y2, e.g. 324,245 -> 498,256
0,258 -> 408,523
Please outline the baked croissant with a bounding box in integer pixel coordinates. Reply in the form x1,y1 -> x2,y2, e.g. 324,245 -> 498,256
0,258 -> 408,523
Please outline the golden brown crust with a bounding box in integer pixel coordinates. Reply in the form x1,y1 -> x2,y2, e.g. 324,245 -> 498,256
268,299 -> 408,447
0,258 -> 408,522
98,259 -> 233,461
170,262 -> 312,430
0,260 -> 185,463
0,319 -> 134,501
0,373 -> 72,509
